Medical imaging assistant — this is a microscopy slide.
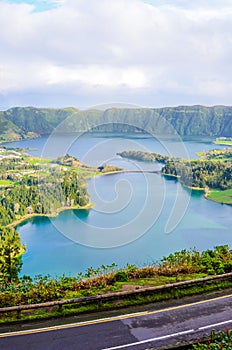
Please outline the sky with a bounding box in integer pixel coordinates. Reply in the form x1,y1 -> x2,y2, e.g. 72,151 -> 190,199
0,0 -> 232,109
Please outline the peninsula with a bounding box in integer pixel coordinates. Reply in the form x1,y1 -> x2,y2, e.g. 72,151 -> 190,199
118,148 -> 232,205
0,149 -> 121,228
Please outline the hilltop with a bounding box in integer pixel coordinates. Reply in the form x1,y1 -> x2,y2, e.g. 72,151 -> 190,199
1,105 -> 232,142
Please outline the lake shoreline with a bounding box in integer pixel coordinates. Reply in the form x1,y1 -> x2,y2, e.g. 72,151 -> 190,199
162,173 -> 205,191
204,188 -> 232,206
7,169 -> 228,230
7,168 -> 161,229
7,202 -> 94,228
4,136 -> 231,231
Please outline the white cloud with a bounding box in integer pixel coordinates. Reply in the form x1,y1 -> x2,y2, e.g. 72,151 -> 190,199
44,65 -> 149,89
0,0 -> 232,108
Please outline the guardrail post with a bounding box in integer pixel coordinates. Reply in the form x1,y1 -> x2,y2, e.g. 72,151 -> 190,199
17,310 -> 21,319
202,280 -> 205,290
98,298 -> 102,310
58,304 -> 63,312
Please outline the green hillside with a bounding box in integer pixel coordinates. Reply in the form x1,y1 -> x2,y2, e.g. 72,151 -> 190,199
0,112 -> 23,141
1,105 -> 232,142
99,105 -> 232,136
3,107 -> 79,134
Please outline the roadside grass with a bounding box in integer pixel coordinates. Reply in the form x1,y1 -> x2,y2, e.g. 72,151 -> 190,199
0,277 -> 231,325
0,246 -> 232,324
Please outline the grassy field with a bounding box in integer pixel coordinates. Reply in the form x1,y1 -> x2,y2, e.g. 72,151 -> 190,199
26,156 -> 53,165
214,140 -> 232,146
0,179 -> 13,187
207,189 -> 232,205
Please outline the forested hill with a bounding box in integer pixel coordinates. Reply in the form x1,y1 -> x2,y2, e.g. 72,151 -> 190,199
1,105 -> 232,141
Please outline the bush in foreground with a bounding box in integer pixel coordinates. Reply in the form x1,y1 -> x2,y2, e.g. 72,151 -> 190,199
192,329 -> 232,349
0,245 -> 231,307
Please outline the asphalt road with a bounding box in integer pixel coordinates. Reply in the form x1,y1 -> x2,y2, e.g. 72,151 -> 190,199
0,293 -> 232,350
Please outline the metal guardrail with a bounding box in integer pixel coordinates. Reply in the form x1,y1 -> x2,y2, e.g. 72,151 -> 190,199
0,272 -> 232,319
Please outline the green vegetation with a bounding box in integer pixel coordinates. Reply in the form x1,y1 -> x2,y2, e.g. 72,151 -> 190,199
1,107 -> 79,139
0,180 -> 12,187
162,159 -> 232,190
0,246 -> 231,307
1,278 -> 231,324
0,151 -> 91,227
0,150 -> 90,283
118,150 -> 155,162
0,115 -> 22,142
0,227 -> 25,284
207,189 -> 232,205
117,150 -> 170,163
0,246 -> 231,323
0,149 -> 122,228
215,137 -> 232,146
117,147 -> 232,203
192,329 -> 232,349
215,140 -> 232,146
98,164 -> 123,173
162,148 -> 232,202
0,148 -> 123,282
197,148 -> 232,161
1,105 -> 232,142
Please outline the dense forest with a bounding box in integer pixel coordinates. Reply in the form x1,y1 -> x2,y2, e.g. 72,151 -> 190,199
0,171 -> 90,226
1,105 -> 232,142
162,159 -> 232,189
0,150 -> 93,282
117,150 -> 170,163
162,148 -> 232,190
0,151 -> 97,227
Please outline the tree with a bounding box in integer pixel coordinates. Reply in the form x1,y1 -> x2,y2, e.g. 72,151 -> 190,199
0,226 -> 26,284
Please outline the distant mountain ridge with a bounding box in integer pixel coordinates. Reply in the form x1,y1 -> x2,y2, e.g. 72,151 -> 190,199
0,105 -> 232,142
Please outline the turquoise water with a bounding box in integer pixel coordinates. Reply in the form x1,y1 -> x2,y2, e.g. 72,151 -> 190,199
5,135 -> 232,277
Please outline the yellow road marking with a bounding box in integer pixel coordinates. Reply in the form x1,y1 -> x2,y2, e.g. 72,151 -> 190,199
0,293 -> 232,338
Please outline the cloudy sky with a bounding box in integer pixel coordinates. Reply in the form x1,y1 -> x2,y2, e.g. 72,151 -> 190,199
0,0 -> 232,109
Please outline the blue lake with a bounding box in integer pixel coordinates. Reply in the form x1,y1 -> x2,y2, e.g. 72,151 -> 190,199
5,135 -> 232,277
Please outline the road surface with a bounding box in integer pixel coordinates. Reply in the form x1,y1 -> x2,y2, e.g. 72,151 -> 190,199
0,293 -> 232,349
